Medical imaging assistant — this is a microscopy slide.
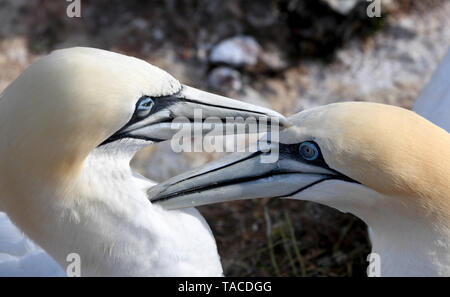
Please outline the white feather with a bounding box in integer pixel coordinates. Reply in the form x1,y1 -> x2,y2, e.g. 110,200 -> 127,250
1,46 -> 449,277
0,212 -> 64,276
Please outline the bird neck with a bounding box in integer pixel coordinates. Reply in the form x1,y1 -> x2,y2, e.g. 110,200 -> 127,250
368,211 -> 450,276
0,140 -> 153,274
355,190 -> 450,276
58,144 -> 224,276
370,125 -> 450,276
84,140 -> 149,176
314,181 -> 450,276
350,186 -> 450,276
353,117 -> 450,276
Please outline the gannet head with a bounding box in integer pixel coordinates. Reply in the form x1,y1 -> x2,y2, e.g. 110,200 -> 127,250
149,102 -> 450,224
0,47 -> 285,187
148,102 -> 450,276
0,47 -> 288,275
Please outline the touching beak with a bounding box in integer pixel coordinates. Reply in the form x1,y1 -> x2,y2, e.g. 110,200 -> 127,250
147,142 -> 349,210
105,85 -> 289,144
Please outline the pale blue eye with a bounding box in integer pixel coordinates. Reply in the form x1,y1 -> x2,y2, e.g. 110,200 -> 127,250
136,97 -> 155,117
299,141 -> 319,161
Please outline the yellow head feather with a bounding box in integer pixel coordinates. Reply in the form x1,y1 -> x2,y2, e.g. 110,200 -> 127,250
0,47 -> 180,184
286,102 -> 450,218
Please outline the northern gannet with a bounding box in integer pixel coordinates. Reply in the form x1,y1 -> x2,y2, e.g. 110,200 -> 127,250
149,102 -> 450,276
0,47 -> 286,276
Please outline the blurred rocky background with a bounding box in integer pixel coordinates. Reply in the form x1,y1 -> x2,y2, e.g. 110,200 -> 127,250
0,0 -> 449,276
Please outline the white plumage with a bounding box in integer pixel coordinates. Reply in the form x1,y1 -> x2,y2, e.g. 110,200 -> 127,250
148,48 -> 450,277
0,46 -> 448,276
0,212 -> 64,276
0,47 -> 283,276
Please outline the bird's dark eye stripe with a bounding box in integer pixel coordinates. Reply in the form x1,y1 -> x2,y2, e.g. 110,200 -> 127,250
278,142 -> 358,184
279,142 -> 327,167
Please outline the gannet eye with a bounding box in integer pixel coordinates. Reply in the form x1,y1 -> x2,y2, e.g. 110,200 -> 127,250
136,96 -> 155,117
299,141 -> 319,161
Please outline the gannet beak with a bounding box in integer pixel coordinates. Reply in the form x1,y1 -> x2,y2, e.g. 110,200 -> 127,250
103,85 -> 289,144
147,142 -> 355,210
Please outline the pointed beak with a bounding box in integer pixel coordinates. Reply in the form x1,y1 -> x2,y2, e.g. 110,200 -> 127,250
107,85 -> 289,143
147,142 -> 344,210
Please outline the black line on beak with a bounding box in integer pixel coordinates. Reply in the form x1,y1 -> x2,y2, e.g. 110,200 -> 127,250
151,141 -> 360,203
156,151 -> 264,190
99,87 -> 280,147
177,97 -> 270,117
98,134 -> 165,146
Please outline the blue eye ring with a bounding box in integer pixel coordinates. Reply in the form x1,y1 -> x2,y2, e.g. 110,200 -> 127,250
299,141 -> 319,161
136,96 -> 155,117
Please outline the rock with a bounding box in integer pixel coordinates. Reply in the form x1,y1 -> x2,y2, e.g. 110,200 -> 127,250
332,251 -> 348,265
322,0 -> 363,15
131,18 -> 148,31
317,256 -> 333,267
152,28 -> 165,41
259,45 -> 289,72
207,66 -> 242,92
209,36 -> 261,67
210,36 -> 287,73
244,1 -> 278,28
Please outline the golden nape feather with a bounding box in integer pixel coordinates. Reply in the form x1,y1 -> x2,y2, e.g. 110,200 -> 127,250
287,102 -> 450,217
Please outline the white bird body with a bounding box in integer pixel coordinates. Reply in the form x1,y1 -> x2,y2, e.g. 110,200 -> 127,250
0,47 -> 284,276
41,143 -> 222,276
149,102 -> 450,276
1,143 -> 223,276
